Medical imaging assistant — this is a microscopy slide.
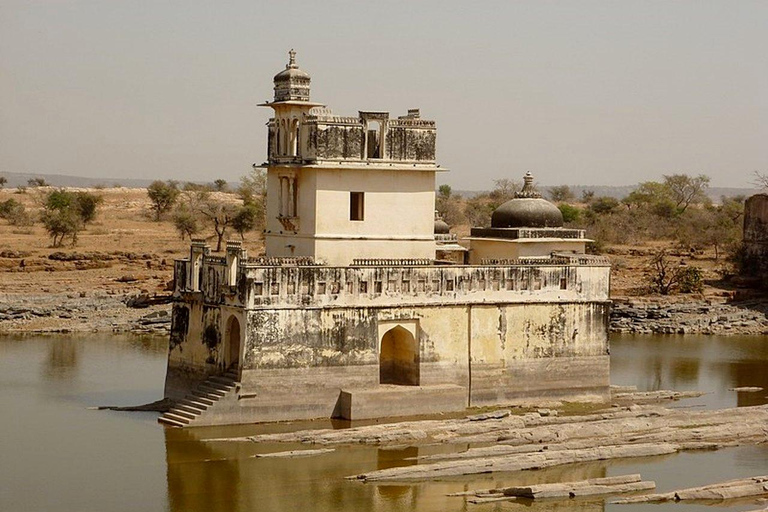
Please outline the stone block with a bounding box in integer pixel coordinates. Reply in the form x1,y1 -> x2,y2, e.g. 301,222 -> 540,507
334,384 -> 467,421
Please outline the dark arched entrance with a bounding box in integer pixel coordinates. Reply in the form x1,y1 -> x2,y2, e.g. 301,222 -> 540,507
226,316 -> 241,370
379,326 -> 419,386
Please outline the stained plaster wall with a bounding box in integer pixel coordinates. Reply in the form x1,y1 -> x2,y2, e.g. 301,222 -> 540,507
166,257 -> 610,420
468,238 -> 588,263
165,259 -> 246,400
230,263 -> 609,420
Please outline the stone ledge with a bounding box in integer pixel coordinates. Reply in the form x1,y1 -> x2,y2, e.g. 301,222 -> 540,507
334,384 -> 467,421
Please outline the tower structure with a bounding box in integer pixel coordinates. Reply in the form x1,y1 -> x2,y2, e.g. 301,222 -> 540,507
259,50 -> 442,265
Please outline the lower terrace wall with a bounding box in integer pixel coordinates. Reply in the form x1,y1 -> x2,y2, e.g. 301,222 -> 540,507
237,300 -> 609,422
165,259 -> 610,422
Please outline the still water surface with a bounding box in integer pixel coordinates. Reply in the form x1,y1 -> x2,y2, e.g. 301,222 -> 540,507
0,333 -> 766,512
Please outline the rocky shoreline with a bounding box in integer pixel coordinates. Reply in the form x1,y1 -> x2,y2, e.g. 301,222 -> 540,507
0,292 -> 172,335
2,293 -> 768,337
611,297 -> 768,335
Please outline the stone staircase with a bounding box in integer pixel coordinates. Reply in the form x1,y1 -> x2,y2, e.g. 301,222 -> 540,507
158,370 -> 239,427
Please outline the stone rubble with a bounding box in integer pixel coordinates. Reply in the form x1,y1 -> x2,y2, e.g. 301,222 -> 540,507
613,475 -> 768,504
450,473 -> 656,503
0,292 -> 171,335
610,297 -> 768,335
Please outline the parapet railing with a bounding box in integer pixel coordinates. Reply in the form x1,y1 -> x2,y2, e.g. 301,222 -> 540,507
352,258 -> 434,267
435,234 -> 459,242
246,256 -> 320,267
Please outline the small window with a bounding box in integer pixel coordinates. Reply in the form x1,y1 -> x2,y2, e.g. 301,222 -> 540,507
350,192 -> 364,221
359,281 -> 368,294
374,281 -> 382,293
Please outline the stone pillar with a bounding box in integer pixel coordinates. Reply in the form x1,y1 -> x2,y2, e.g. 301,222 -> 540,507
189,239 -> 210,292
225,240 -> 242,287
280,177 -> 289,217
288,177 -> 296,217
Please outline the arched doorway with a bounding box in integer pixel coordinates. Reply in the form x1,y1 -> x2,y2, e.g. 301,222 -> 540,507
226,316 -> 241,371
379,326 -> 419,386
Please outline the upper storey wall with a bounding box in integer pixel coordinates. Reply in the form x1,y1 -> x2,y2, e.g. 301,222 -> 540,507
267,110 -> 437,164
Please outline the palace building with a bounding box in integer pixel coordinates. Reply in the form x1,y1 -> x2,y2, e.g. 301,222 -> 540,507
159,52 -> 610,427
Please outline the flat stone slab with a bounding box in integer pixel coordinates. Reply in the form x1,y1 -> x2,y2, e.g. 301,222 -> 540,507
334,384 -> 467,421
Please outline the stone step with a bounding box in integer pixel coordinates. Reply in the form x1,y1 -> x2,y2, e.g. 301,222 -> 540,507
169,408 -> 198,420
158,416 -> 186,428
210,375 -> 236,386
176,402 -> 206,415
161,412 -> 191,425
189,393 -> 216,406
335,384 -> 468,421
198,385 -> 226,397
204,380 -> 234,392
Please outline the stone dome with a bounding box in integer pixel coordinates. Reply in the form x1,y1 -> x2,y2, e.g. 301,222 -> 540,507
490,172 -> 564,229
274,66 -> 310,82
273,49 -> 311,102
434,212 -> 450,234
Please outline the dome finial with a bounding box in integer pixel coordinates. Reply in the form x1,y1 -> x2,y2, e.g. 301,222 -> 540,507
287,49 -> 297,69
515,171 -> 541,199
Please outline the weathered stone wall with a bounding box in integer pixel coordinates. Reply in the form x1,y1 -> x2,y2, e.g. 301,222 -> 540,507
302,116 -> 436,162
234,300 -> 609,421
743,194 -> 768,276
386,125 -> 437,161
309,123 -> 364,160
165,258 -> 610,421
242,263 -> 610,309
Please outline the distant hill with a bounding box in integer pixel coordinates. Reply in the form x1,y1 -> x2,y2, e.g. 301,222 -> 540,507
0,171 -> 158,189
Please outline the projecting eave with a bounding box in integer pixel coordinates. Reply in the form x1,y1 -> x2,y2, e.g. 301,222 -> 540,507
259,161 -> 448,172
258,100 -> 326,108
463,237 -> 592,243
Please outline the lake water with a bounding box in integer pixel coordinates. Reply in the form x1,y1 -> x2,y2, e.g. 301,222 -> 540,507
1,333 -> 767,512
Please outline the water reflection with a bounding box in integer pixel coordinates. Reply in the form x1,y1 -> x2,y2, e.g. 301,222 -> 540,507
611,334 -> 768,409
43,339 -> 79,380
163,425 -> 611,512
2,333 -> 768,512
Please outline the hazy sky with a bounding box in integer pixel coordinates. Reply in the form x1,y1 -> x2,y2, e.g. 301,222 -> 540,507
1,1 -> 766,190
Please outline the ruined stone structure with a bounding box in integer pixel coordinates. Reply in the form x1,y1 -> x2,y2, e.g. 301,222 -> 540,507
159,52 -> 611,428
743,194 -> 768,278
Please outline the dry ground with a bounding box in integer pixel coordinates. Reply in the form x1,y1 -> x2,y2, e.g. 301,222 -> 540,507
0,186 -> 744,311
0,187 -> 264,332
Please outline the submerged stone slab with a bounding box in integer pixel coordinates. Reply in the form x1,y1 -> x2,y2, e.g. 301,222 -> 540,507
334,384 -> 467,421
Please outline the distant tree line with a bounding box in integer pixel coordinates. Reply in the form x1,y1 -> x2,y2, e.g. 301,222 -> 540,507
146,171 -> 266,251
435,173 -> 752,294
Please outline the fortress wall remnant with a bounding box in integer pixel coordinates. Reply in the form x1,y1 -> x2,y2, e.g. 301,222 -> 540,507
743,194 -> 768,276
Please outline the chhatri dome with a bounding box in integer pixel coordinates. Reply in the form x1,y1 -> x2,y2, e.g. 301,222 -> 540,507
273,49 -> 311,102
434,211 -> 450,234
491,172 -> 564,229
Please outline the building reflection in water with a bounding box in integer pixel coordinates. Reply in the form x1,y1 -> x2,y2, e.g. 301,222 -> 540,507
164,427 -> 607,512
43,338 -> 79,380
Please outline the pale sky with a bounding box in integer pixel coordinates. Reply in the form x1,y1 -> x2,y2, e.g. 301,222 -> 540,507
1,0 -> 766,190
